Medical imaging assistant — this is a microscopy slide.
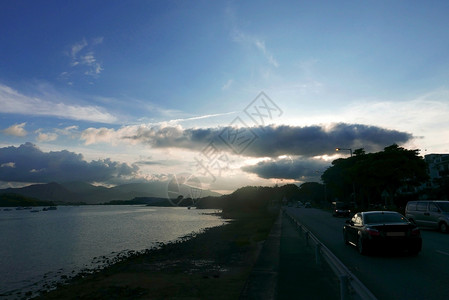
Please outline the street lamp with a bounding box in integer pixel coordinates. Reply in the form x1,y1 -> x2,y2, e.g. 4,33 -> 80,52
336,147 -> 353,157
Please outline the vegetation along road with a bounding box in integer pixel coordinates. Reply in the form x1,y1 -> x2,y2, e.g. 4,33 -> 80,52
285,206 -> 449,300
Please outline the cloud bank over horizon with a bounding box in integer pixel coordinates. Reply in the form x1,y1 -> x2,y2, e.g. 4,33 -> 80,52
242,156 -> 330,180
0,142 -> 138,185
0,120 -> 414,187
102,122 -> 413,157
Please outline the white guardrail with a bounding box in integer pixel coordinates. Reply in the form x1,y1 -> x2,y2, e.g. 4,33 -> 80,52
283,209 -> 378,300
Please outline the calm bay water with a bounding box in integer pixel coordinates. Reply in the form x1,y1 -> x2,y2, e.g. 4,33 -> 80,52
0,205 -> 225,298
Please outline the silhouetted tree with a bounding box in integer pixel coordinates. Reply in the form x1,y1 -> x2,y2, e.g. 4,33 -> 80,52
297,182 -> 326,205
322,144 -> 428,209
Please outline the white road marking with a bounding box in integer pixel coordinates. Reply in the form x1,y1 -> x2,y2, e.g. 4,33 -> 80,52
436,250 -> 449,256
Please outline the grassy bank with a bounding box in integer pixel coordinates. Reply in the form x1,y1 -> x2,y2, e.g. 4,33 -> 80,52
35,210 -> 278,299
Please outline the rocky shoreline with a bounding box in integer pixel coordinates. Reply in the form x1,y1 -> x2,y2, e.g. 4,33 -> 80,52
30,211 -> 276,299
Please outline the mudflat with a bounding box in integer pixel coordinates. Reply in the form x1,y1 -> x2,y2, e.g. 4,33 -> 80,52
36,211 -> 277,299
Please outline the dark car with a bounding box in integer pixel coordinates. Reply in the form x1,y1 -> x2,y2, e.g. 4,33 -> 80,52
343,211 -> 422,255
332,201 -> 351,217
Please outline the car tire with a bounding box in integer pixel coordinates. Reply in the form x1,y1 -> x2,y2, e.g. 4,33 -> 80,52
439,222 -> 448,233
358,236 -> 368,255
408,247 -> 421,256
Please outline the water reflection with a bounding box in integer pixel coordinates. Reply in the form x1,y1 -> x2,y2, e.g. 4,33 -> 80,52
0,205 -> 224,297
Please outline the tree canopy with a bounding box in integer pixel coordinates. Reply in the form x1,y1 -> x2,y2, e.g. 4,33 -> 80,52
321,144 -> 428,208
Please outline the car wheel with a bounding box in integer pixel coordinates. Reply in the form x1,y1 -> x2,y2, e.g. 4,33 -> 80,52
357,236 -> 368,255
409,247 -> 421,256
439,222 -> 448,233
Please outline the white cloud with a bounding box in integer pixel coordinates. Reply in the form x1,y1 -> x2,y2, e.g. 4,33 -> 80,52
94,64 -> 103,75
80,124 -> 148,146
342,90 -> 449,153
254,39 -> 279,68
231,25 -> 279,67
2,122 -> 27,137
80,123 -> 185,146
92,37 -> 104,45
70,39 -> 88,59
81,127 -> 121,145
167,111 -> 238,124
36,130 -> 58,142
55,125 -> 79,136
1,162 -> 15,168
65,37 -> 104,82
0,83 -> 117,123
222,79 -> 234,90
81,52 -> 96,65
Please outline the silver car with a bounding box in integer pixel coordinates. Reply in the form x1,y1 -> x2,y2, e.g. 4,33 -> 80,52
405,200 -> 449,233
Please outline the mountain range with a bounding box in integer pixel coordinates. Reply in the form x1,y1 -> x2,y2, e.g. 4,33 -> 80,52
0,181 -> 221,205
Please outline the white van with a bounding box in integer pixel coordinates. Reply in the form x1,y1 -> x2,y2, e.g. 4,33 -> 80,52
405,200 -> 449,233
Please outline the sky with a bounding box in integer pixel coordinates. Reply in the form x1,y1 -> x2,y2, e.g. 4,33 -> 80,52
1,0 -> 449,193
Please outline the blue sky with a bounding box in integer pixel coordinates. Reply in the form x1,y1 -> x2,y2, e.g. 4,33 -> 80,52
1,1 -> 449,193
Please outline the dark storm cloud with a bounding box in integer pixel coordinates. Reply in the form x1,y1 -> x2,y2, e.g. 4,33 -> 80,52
242,157 -> 330,180
0,142 -> 138,183
128,123 -> 413,157
126,126 -> 216,150
244,123 -> 412,157
240,123 -> 413,180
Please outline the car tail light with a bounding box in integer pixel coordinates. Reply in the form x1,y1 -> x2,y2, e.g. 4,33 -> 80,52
411,227 -> 420,236
366,227 -> 380,236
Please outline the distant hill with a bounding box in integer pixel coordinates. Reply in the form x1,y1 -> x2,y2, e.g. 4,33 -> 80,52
104,197 -> 171,206
0,193 -> 56,207
0,183 -> 302,216
0,182 -> 77,204
0,181 -> 221,205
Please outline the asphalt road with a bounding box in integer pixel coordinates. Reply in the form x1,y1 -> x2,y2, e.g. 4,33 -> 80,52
285,206 -> 449,300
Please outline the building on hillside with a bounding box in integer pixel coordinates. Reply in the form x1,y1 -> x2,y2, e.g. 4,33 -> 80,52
425,154 -> 449,188
395,154 -> 449,200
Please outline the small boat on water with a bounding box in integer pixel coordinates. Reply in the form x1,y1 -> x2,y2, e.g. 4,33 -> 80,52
42,206 -> 57,211
16,207 -> 32,210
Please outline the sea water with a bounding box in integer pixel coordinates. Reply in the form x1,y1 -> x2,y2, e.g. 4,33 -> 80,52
0,205 -> 225,298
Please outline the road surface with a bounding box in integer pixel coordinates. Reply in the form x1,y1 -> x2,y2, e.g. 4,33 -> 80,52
285,206 -> 449,300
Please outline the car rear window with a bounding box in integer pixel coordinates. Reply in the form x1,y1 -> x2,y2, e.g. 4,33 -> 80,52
407,202 -> 417,211
417,202 -> 428,211
364,213 -> 407,224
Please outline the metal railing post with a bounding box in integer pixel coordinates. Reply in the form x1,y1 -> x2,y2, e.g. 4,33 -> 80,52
315,243 -> 322,265
339,275 -> 349,300
285,211 -> 377,300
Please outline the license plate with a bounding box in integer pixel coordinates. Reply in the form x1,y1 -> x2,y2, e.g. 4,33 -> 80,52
386,232 -> 405,237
